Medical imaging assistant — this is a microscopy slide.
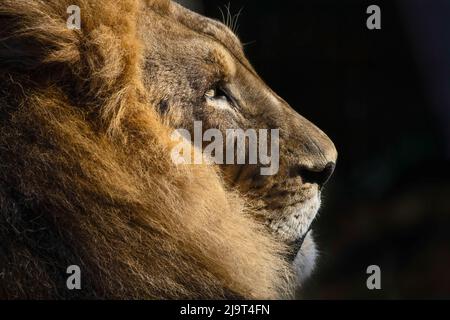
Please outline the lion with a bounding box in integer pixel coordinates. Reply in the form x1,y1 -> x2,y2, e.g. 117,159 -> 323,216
0,0 -> 337,299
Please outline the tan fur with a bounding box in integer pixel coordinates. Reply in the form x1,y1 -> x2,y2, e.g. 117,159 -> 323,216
0,0 -> 294,299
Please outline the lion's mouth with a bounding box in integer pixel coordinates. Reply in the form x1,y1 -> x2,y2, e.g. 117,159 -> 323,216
268,194 -> 321,238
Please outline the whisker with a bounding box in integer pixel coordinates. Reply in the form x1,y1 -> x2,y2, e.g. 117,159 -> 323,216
225,3 -> 231,29
232,7 -> 244,33
218,6 -> 226,26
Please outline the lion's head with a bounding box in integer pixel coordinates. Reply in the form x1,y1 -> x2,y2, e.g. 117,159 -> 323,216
0,0 -> 336,299
140,2 -> 337,279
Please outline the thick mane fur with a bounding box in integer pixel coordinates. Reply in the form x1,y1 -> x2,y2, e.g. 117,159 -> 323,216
0,0 -> 292,299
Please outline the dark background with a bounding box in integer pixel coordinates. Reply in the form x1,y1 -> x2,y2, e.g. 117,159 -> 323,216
176,0 -> 450,299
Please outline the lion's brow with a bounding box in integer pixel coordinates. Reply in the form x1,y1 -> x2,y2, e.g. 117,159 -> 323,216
170,2 -> 246,65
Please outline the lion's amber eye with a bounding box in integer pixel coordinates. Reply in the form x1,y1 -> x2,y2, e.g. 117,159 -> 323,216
204,86 -> 236,111
204,87 -> 229,102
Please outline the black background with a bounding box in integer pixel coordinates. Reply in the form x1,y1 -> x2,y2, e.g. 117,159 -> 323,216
176,0 -> 450,299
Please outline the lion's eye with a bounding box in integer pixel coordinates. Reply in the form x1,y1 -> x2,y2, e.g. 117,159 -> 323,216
205,87 -> 231,102
204,84 -> 238,112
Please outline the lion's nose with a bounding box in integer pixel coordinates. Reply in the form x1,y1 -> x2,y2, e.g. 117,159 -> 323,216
291,162 -> 336,188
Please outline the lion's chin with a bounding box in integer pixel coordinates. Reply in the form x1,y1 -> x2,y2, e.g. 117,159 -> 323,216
293,231 -> 317,285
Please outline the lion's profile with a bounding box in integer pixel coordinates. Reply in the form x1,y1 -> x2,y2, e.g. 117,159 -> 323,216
0,0 -> 337,299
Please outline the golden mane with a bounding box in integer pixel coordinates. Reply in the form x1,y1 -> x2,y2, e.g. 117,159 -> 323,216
0,0 -> 292,299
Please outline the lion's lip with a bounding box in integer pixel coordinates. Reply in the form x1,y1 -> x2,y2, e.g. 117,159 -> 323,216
263,196 -> 315,211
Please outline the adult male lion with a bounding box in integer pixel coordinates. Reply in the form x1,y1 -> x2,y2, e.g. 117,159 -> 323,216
0,0 -> 337,299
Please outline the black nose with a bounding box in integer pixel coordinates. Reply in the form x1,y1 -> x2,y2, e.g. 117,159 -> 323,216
292,162 -> 336,188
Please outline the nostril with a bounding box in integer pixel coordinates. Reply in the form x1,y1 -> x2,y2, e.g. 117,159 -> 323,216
293,162 -> 336,188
